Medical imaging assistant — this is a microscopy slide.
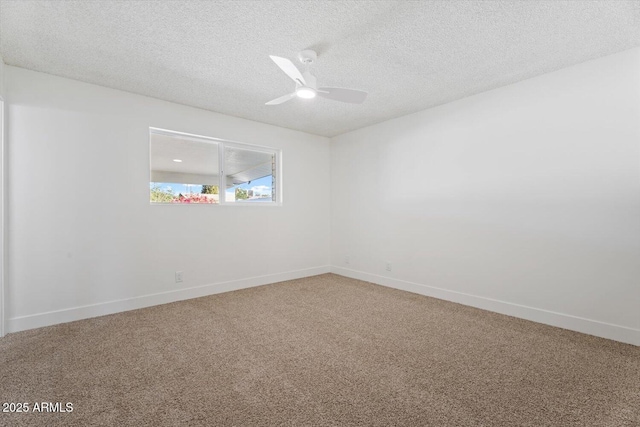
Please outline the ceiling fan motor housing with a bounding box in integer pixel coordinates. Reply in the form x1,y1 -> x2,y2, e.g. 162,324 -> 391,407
298,49 -> 317,65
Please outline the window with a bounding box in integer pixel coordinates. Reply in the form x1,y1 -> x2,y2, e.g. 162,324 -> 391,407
149,128 -> 280,205
223,145 -> 276,203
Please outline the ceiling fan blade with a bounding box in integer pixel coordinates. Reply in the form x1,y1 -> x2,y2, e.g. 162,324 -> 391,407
265,92 -> 296,105
318,87 -> 368,104
269,55 -> 306,85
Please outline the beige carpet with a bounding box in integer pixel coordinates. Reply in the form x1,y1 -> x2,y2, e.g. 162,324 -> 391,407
1,274 -> 638,426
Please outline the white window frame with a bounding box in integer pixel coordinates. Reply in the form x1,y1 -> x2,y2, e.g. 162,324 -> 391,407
149,127 -> 282,206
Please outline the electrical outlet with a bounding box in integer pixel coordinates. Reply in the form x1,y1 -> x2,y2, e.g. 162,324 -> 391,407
175,271 -> 183,283
385,262 -> 392,272
345,256 -> 350,265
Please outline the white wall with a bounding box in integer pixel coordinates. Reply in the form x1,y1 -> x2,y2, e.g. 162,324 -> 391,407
0,56 -> 5,96
331,48 -> 640,346
6,66 -> 331,332
0,55 -> 5,337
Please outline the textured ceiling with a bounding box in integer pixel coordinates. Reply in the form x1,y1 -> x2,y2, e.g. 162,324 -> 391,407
1,1 -> 639,137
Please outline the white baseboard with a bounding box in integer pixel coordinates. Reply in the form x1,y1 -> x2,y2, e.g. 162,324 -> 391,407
331,266 -> 640,347
8,266 -> 331,334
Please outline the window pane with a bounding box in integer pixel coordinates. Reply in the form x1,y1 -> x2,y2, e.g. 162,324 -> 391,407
224,146 -> 275,203
150,132 -> 219,204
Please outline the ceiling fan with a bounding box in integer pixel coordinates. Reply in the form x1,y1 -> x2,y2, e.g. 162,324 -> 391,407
266,49 -> 368,105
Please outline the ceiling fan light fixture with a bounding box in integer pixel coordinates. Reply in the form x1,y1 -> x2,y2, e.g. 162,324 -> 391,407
296,87 -> 316,99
